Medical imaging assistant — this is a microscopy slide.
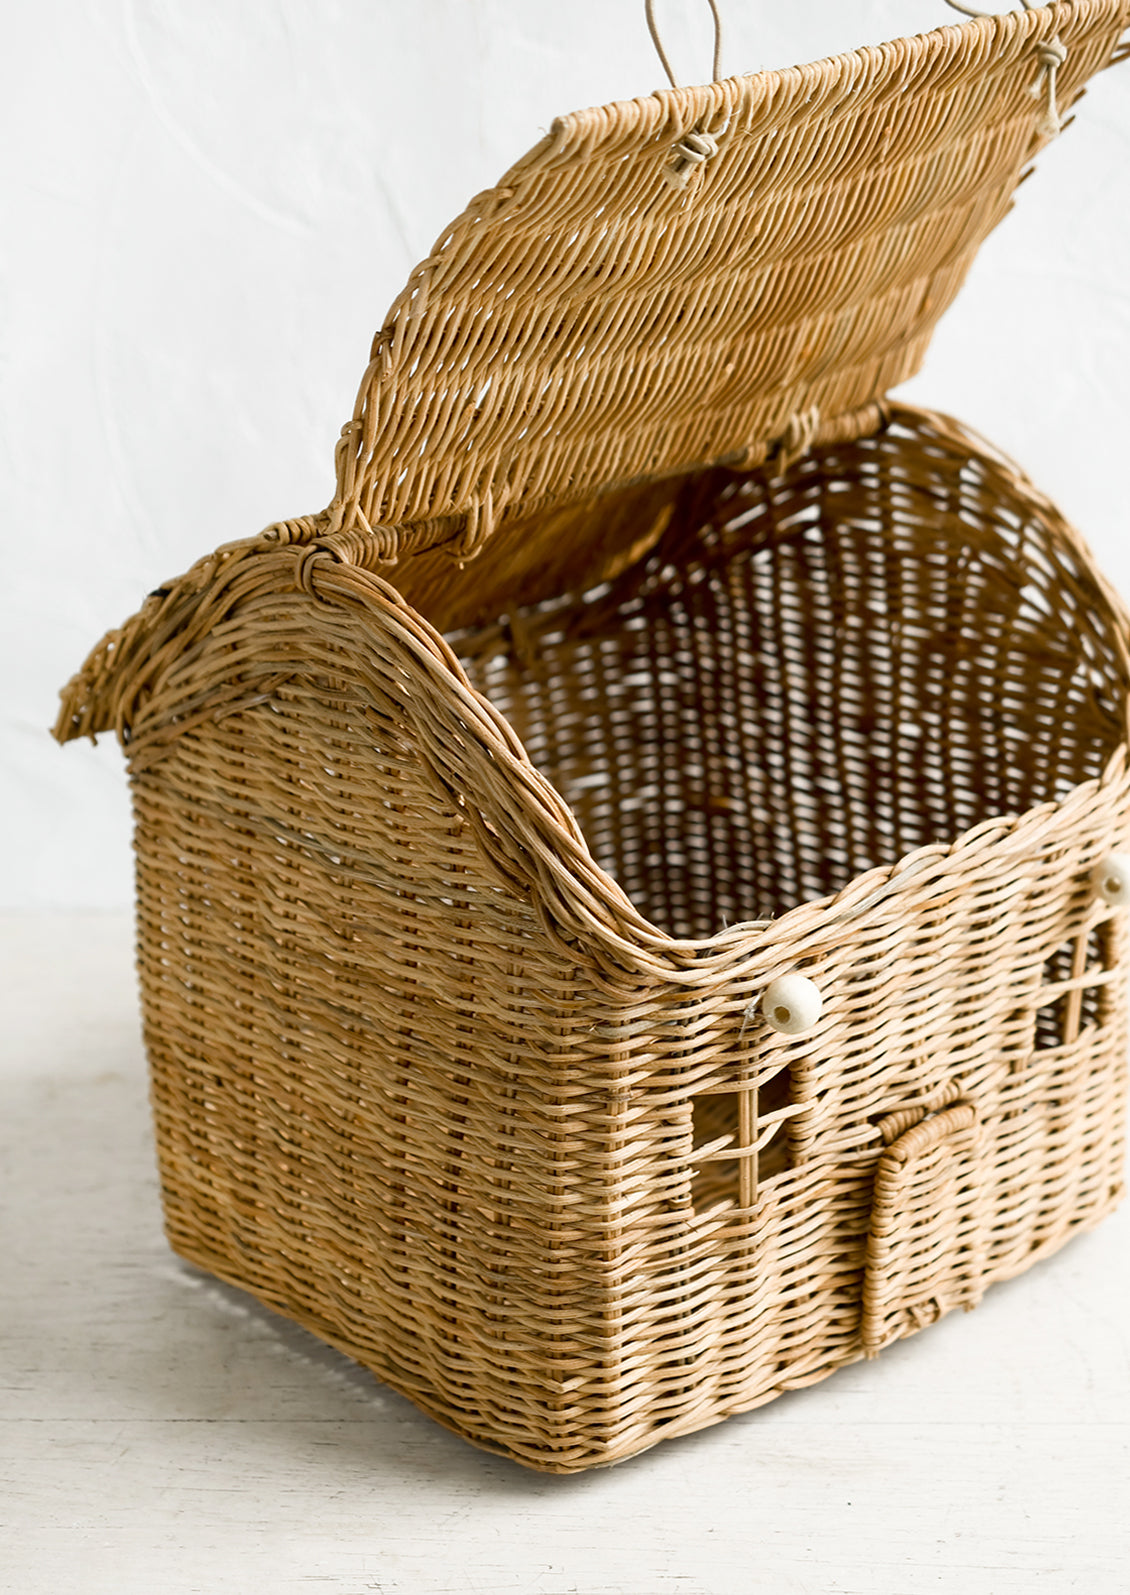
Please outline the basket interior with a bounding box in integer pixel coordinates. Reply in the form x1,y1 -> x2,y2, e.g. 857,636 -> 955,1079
454,416 -> 1127,943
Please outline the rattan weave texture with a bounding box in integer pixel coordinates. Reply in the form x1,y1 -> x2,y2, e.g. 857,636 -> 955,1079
55,4 -> 1130,1472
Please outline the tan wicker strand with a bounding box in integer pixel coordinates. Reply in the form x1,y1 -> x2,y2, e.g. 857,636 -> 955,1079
54,3 -> 1130,1473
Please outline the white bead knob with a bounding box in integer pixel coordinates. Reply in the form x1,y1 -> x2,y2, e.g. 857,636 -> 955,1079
1093,853 -> 1130,908
762,974 -> 823,1036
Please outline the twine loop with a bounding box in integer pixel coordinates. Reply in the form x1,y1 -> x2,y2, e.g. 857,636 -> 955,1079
645,0 -> 728,191
645,0 -> 723,89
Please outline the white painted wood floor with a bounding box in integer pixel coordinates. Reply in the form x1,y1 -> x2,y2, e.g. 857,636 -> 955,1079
2,912 -> 1128,1595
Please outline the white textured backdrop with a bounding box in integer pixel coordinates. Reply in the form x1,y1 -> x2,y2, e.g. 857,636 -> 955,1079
4,1 -> 1129,908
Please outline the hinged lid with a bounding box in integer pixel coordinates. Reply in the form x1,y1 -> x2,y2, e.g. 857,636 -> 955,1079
287,1 -> 1127,573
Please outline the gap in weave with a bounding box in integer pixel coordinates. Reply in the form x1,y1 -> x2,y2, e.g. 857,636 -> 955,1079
690,1066 -> 792,1213
1034,924 -> 1112,1052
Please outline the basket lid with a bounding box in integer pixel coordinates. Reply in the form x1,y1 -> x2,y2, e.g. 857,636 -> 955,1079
288,0 -> 1126,578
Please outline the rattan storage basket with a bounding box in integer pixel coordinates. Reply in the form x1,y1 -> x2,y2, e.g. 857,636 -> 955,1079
58,2 -> 1130,1472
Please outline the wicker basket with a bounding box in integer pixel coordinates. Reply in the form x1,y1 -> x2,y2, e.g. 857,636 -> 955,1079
57,3 -> 1130,1472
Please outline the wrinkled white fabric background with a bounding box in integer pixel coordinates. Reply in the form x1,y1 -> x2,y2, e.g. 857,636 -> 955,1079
4,0 -> 1129,907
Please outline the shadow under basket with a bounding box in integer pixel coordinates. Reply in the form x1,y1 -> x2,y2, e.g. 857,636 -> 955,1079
85,407 -> 1130,1474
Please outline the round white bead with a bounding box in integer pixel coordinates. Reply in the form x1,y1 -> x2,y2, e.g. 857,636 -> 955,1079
1093,853 -> 1130,908
762,974 -> 823,1036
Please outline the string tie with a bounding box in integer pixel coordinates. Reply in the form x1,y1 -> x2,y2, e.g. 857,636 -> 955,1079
645,1 -> 728,191
663,123 -> 728,191
941,6 -> 1068,141
1033,36 -> 1068,139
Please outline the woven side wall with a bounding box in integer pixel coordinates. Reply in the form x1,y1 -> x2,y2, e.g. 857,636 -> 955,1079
129,582 -> 651,1469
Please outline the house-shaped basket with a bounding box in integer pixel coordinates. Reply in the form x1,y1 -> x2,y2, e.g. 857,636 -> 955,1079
57,1 -> 1130,1472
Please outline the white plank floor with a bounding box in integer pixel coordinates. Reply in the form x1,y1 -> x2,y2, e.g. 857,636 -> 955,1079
2,912 -> 1128,1595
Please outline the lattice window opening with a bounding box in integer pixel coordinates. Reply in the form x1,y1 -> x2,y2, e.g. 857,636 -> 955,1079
1033,919 -> 1118,1053
689,1060 -> 802,1213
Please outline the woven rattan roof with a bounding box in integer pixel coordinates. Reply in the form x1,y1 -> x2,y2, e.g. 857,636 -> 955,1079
299,0 -> 1128,565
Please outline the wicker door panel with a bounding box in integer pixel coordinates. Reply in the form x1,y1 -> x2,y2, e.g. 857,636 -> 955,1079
861,1102 -> 985,1357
